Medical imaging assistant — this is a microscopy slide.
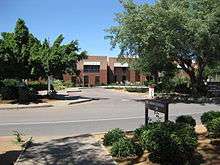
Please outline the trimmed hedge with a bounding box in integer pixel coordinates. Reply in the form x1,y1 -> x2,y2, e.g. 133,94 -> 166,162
125,87 -> 147,93
175,115 -> 196,127
111,138 -> 143,158
207,117 -> 220,138
140,122 -> 197,165
201,111 -> 220,125
103,128 -> 124,146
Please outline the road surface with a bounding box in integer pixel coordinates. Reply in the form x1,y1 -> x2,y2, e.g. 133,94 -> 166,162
0,88 -> 219,136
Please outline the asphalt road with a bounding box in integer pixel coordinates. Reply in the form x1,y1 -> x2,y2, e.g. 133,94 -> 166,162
0,88 -> 219,136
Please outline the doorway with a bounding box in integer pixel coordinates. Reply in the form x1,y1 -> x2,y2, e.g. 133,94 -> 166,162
84,76 -> 89,87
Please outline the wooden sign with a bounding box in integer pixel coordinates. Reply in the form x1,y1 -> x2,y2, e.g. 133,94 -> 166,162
145,99 -> 169,125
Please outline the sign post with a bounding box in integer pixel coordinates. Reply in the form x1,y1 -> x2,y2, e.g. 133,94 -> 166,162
145,99 -> 169,125
148,85 -> 155,99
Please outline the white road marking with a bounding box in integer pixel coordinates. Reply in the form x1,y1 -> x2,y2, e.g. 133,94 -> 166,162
0,116 -> 144,126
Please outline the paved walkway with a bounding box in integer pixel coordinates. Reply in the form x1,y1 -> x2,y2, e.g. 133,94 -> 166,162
15,134 -> 116,165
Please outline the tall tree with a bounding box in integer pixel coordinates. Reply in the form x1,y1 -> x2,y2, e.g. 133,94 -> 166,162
31,34 -> 87,93
107,0 -> 220,96
0,18 -> 87,91
0,19 -> 37,80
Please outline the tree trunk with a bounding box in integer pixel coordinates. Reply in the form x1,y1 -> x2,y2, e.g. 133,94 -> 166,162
189,71 -> 206,97
47,75 -> 51,95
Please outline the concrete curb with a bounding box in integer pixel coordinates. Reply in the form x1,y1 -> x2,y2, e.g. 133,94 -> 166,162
68,99 -> 92,105
0,104 -> 53,110
0,99 -> 93,110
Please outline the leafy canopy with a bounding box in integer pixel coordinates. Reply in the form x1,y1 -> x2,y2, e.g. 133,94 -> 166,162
0,18 -> 87,80
107,0 -> 220,95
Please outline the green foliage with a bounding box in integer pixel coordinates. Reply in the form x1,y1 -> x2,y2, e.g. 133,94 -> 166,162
156,80 -> 175,93
52,80 -> 66,91
17,85 -> 37,103
27,81 -> 48,91
0,18 -> 87,81
207,117 -> 220,138
13,130 -> 24,143
176,115 -> 196,127
143,80 -> 155,86
103,128 -> 124,146
111,138 -> 143,158
63,80 -> 75,88
201,111 -> 220,125
134,123 -> 161,139
172,76 -> 191,94
140,122 -> 197,165
107,0 -> 220,96
125,87 -> 147,93
0,79 -> 21,100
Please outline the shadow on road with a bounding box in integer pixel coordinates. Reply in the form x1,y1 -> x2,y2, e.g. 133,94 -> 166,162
0,150 -> 21,165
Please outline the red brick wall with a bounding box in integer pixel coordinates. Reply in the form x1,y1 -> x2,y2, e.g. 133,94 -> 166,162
77,56 -> 108,86
63,55 -> 148,86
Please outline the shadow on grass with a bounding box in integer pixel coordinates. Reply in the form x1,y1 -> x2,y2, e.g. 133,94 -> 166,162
16,134 -> 115,165
0,150 -> 21,165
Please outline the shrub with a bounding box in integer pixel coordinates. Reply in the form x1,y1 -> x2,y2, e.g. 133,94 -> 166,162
63,80 -> 75,88
52,80 -> 65,91
175,115 -> 196,127
103,128 -> 124,146
27,81 -> 48,91
125,87 -> 147,93
0,79 -> 21,100
156,81 -> 175,93
172,77 -> 190,94
17,85 -> 37,103
144,80 -> 156,86
111,138 -> 143,158
207,117 -> 220,138
134,123 -> 161,139
2,79 -> 20,87
140,122 -> 197,165
201,111 -> 220,125
174,83 -> 191,94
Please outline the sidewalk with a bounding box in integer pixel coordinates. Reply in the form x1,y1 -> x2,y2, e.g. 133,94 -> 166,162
0,98 -> 92,110
15,134 -> 116,165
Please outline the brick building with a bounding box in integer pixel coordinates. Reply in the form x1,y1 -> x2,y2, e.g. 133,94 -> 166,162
64,55 -> 146,86
77,56 -> 108,86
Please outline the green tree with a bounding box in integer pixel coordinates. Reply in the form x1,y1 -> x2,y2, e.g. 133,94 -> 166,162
0,19 -> 40,80
107,0 -> 220,96
31,35 -> 87,93
0,18 -> 87,94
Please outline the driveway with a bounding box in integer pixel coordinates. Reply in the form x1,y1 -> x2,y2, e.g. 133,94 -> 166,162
0,88 -> 219,136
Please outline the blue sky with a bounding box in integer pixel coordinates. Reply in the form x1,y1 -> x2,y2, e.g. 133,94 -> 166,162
0,0 -> 154,56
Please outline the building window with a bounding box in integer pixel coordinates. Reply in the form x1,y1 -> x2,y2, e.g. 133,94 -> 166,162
83,65 -> 100,73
